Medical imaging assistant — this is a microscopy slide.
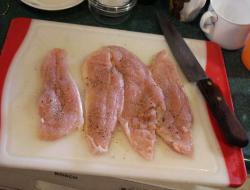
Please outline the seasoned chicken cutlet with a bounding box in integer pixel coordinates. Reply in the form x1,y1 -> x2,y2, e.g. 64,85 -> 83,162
83,48 -> 124,154
108,46 -> 166,160
150,50 -> 193,155
38,48 -> 84,140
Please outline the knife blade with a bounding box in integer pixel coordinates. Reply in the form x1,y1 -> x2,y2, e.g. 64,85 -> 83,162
156,10 -> 249,147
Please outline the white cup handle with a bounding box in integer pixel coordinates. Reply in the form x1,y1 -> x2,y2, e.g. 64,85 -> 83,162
200,11 -> 218,35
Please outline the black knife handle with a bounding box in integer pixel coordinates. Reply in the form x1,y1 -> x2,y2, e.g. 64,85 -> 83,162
197,78 -> 249,147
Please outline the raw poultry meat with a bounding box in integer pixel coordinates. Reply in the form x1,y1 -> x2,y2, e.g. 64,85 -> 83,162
38,48 -> 84,140
108,46 -> 166,160
83,48 -> 124,154
149,50 -> 193,155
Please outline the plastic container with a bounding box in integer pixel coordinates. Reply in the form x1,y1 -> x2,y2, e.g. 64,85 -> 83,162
242,37 -> 250,71
88,0 -> 137,25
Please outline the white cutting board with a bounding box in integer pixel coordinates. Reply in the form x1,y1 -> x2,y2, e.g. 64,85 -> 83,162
0,19 -> 229,186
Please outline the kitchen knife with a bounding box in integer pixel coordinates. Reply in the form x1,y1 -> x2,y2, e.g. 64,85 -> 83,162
156,10 -> 249,147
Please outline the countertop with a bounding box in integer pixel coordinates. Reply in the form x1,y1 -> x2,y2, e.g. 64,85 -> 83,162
0,0 -> 249,172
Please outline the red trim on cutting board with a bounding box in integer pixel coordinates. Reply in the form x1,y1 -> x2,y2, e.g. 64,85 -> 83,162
205,41 -> 247,187
0,18 -> 32,130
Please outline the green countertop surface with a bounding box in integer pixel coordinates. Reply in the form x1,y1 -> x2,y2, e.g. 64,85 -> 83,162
0,0 -> 249,172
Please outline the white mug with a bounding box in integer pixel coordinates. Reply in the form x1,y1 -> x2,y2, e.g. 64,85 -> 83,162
200,0 -> 250,50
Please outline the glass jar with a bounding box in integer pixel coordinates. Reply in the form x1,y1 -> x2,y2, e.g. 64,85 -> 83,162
88,0 -> 137,25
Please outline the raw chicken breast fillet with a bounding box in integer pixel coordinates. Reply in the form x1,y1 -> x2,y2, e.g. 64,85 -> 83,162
150,50 -> 193,155
38,48 -> 84,140
83,48 -> 124,154
108,46 -> 166,160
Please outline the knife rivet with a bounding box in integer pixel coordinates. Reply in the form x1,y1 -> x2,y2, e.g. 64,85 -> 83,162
217,96 -> 222,101
207,81 -> 213,86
